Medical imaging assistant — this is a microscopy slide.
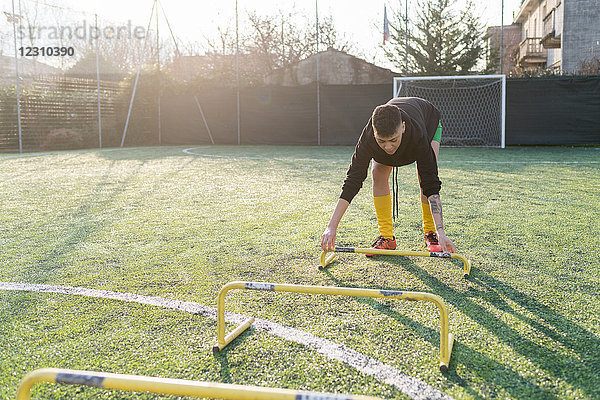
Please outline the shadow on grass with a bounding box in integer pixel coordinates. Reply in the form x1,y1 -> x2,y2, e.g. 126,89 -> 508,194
26,155 -> 196,284
321,255 -> 600,399
24,160 -> 143,283
212,328 -> 256,384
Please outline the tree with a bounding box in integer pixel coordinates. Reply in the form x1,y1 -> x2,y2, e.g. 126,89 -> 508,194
243,11 -> 353,75
577,55 -> 600,75
384,0 -> 486,75
484,38 -> 500,74
64,50 -> 125,80
196,10 -> 353,85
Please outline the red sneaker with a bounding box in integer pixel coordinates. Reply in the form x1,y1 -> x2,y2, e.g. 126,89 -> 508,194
424,231 -> 443,252
365,236 -> 396,257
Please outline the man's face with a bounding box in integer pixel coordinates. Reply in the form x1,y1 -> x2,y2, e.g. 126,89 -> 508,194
374,121 -> 405,155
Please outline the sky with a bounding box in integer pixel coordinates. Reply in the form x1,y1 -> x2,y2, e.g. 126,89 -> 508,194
1,0 -> 525,70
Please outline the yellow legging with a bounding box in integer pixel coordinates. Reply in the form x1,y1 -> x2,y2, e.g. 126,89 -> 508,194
373,195 -> 435,237
373,194 -> 394,239
421,201 -> 436,234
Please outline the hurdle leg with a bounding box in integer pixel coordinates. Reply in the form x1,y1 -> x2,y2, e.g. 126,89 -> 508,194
213,282 -> 255,352
448,253 -> 471,278
213,317 -> 255,353
435,296 -> 454,373
319,250 -> 337,269
439,333 -> 454,373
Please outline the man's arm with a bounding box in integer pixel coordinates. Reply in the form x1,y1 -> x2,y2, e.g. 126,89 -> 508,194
340,123 -> 373,203
427,194 -> 456,253
323,120 -> 372,252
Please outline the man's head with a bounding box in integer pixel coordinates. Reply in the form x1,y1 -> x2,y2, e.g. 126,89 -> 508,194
372,104 -> 405,154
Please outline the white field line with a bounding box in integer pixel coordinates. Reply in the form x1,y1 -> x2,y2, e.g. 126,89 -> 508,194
439,161 -> 599,164
182,148 -> 344,162
182,148 -> 599,164
0,281 -> 453,400
0,147 -> 146,159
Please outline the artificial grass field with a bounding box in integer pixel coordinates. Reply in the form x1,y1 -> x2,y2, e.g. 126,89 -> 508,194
1,145 -> 599,399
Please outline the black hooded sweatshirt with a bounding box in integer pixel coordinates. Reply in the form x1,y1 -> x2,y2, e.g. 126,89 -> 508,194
340,97 -> 442,203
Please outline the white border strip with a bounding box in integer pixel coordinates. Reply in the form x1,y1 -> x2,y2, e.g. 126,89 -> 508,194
0,282 -> 453,400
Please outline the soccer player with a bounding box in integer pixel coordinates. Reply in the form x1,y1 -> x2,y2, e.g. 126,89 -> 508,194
320,97 -> 456,255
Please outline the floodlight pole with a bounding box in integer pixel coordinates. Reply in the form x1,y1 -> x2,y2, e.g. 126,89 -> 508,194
121,0 -> 156,147
95,14 -> 102,148
236,0 -> 240,145
18,0 -> 24,85
316,0 -> 321,145
405,0 -> 408,73
500,0 -> 504,75
156,2 -> 161,145
11,0 -> 23,153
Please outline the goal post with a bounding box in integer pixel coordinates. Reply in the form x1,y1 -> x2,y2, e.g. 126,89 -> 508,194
393,75 -> 506,148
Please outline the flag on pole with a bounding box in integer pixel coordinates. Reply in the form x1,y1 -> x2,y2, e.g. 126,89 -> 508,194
383,5 -> 390,45
4,11 -> 22,24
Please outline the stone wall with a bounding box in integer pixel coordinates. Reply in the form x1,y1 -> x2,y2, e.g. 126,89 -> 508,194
563,0 -> 600,73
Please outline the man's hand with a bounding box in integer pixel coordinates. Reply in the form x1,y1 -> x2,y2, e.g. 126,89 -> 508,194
437,231 -> 456,253
426,194 -> 456,253
321,227 -> 337,252
321,199 -> 349,252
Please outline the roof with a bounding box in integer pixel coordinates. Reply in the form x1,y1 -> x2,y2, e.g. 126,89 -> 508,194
265,47 -> 401,86
0,55 -> 60,77
514,0 -> 539,24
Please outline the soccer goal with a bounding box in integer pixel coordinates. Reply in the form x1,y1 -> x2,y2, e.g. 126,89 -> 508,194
393,75 -> 506,147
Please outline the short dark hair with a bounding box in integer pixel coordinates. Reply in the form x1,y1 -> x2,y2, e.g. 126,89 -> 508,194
372,104 -> 402,138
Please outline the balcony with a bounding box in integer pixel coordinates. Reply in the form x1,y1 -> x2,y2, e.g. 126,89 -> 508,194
518,37 -> 547,65
541,8 -> 561,49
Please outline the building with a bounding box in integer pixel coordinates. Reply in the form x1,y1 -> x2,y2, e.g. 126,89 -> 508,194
167,48 -> 399,87
485,24 -> 521,74
264,48 -> 399,86
487,0 -> 600,74
0,54 -> 60,83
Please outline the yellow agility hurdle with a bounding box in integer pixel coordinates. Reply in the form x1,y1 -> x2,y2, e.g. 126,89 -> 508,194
213,281 -> 455,372
320,247 -> 472,278
16,368 -> 382,400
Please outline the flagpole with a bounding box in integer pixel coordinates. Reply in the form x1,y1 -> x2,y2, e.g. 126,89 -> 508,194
383,4 -> 388,45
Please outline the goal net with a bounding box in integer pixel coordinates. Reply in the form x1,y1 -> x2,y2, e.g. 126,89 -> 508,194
393,75 -> 506,147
